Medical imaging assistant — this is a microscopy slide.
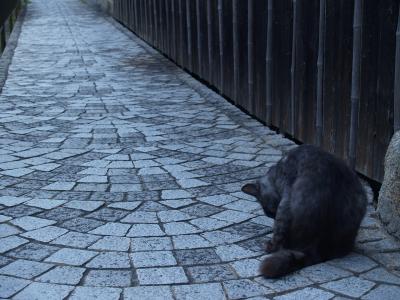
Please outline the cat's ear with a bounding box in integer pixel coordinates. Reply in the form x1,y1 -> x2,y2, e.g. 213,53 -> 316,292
241,183 -> 259,196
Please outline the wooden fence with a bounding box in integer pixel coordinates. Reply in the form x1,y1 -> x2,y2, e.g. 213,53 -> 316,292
0,0 -> 22,54
112,0 -> 400,183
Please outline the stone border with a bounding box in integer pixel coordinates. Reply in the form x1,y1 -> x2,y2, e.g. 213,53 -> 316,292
0,6 -> 26,94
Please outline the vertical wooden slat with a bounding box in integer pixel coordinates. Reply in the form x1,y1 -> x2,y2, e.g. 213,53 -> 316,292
218,0 -> 224,91
153,0 -> 158,48
349,0 -> 363,167
266,0 -> 273,125
186,0 -> 193,71
395,5 -> 400,132
196,0 -> 202,77
290,0 -> 299,135
233,0 -> 239,104
134,0 -> 138,32
179,0 -> 184,66
207,0 -> 213,82
316,0 -> 326,146
172,0 -> 177,60
248,0 -> 254,113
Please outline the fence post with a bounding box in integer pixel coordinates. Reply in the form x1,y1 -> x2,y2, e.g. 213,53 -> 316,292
316,0 -> 326,146
233,0 -> 239,104
266,0 -> 273,125
248,0 -> 254,113
349,0 -> 363,167
207,0 -> 213,82
218,0 -> 224,91
395,5 -> 400,132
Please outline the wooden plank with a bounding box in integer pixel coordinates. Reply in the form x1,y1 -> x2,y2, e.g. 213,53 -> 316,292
316,0 -> 326,146
248,0 -> 254,113
233,0 -> 239,104
266,0 -> 273,125
349,0 -> 363,168
172,0 -> 177,60
186,0 -> 193,71
196,0 -> 202,77
207,0 -> 213,82
218,0 -> 224,91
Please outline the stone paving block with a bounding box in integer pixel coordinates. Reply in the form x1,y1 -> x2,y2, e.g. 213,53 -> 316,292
0,259 -> 53,279
161,189 -> 192,200
230,258 -> 261,278
274,287 -> 335,300
127,224 -> 165,237
321,276 -> 376,298
86,252 -> 131,269
187,264 -> 238,283
10,216 -> 56,231
157,210 -> 192,222
61,217 -> 105,232
0,196 -> 29,207
255,273 -> 313,293
360,267 -> 400,285
175,248 -> 221,266
0,275 -> 30,298
137,267 -> 188,285
13,282 -> 74,300
215,244 -> 257,261
45,248 -> 98,266
131,237 -> 173,251
21,226 -> 68,242
87,208 -> 129,222
37,266 -> 85,285
329,253 -> 378,273
0,214 -> 12,222
212,210 -> 254,223
172,234 -> 212,249
108,201 -> 142,210
42,181 -> 76,191
70,287 -> 122,300
124,286 -> 174,300
121,211 -> 158,223
0,223 -> 21,237
298,263 -> 352,283
51,231 -> 100,248
163,221 -> 200,235
173,283 -> 226,300
361,284 -> 400,300
24,198 -> 66,209
89,222 -> 131,236
84,270 -> 132,287
131,251 -> 177,267
89,236 -> 131,251
223,279 -> 273,299
63,200 -> 104,211
0,236 -> 29,253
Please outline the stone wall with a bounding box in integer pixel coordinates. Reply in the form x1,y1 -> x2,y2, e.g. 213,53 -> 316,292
378,131 -> 400,240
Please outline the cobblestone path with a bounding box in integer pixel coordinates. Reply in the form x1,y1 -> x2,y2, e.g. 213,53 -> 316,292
0,0 -> 400,299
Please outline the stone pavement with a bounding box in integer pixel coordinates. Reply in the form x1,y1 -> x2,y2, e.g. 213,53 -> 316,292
0,0 -> 399,299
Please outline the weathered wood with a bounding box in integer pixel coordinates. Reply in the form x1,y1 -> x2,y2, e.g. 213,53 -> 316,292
186,0 -> 193,71
290,0 -> 299,135
349,0 -> 363,167
171,0 -> 177,60
316,0 -> 326,146
218,0 -> 224,91
233,0 -> 239,103
395,5 -> 400,131
207,0 -> 213,82
248,0 -> 254,113
266,0 -> 273,125
196,0 -> 202,76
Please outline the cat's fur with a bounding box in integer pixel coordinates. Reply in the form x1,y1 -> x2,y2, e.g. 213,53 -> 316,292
242,145 -> 367,278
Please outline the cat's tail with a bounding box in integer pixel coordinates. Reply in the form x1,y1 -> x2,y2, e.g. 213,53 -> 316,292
260,249 -> 308,278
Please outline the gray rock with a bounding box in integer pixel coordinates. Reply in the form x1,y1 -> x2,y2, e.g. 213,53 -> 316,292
378,131 -> 400,239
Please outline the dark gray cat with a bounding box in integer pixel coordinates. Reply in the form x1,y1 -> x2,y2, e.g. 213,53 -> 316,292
242,145 -> 367,278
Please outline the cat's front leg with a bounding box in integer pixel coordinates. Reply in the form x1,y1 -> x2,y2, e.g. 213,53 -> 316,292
267,192 -> 291,253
